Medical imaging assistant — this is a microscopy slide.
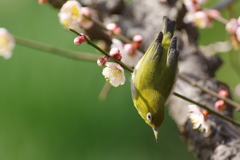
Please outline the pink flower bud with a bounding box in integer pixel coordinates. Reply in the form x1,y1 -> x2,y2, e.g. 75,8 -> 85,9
207,9 -> 220,18
38,0 -> 48,4
218,90 -> 229,97
133,35 -> 143,48
226,18 -> 238,35
81,7 -> 92,17
123,44 -> 136,56
79,8 -> 93,29
215,100 -> 226,111
73,34 -> 90,46
97,56 -> 109,66
74,36 -> 85,46
109,48 -> 122,60
106,23 -> 122,35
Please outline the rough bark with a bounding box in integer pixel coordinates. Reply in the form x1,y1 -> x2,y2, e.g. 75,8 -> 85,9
49,0 -> 240,159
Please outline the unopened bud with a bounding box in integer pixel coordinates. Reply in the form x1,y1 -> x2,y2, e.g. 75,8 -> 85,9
80,7 -> 93,29
38,0 -> 48,4
74,36 -> 85,46
124,44 -> 136,56
218,90 -> 229,97
207,9 -> 220,18
215,100 -> 226,111
74,33 -> 90,46
97,56 -> 109,66
110,48 -> 122,60
106,23 -> 122,35
133,35 -> 143,48
81,7 -> 92,17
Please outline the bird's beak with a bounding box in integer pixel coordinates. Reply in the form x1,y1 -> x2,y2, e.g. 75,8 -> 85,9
152,127 -> 159,142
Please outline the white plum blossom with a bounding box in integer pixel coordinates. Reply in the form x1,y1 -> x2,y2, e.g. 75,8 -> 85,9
58,0 -> 82,30
102,62 -> 125,87
0,28 -> 15,59
111,39 -> 143,68
58,1 -> 93,30
226,18 -> 238,35
188,105 -> 210,133
184,0 -> 197,12
184,0 -> 207,12
184,11 -> 211,29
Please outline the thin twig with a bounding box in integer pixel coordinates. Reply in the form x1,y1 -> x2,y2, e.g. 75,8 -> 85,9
83,13 -> 237,111
179,73 -> 240,111
210,15 -> 229,25
99,82 -> 112,101
173,92 -> 240,127
14,33 -> 240,125
84,15 -> 133,44
14,35 -> 100,61
69,29 -> 133,72
70,28 -> 240,112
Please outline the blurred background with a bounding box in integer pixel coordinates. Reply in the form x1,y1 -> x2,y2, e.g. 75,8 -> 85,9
0,0 -> 239,160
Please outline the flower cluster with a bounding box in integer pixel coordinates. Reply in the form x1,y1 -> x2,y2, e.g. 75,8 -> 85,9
183,0 -> 219,29
106,23 -> 143,67
111,38 -> 143,68
98,48 -> 125,87
0,28 -> 15,59
58,0 -> 93,30
226,17 -> 240,45
188,104 -> 210,133
99,24 -> 144,87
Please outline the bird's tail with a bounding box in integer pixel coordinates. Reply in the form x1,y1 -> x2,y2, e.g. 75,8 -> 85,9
162,16 -> 176,37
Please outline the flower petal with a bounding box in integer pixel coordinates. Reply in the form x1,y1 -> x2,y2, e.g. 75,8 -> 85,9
102,62 -> 125,87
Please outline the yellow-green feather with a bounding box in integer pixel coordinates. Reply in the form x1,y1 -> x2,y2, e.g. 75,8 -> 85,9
131,16 -> 178,129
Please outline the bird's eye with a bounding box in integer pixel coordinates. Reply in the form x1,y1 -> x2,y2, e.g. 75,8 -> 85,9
146,112 -> 152,122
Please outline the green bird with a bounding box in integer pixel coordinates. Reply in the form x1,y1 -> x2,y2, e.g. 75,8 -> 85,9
131,16 -> 179,142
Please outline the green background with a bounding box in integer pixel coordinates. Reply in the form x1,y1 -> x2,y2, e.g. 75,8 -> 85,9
0,0 -> 239,160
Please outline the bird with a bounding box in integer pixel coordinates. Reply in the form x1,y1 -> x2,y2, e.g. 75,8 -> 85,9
131,16 -> 179,142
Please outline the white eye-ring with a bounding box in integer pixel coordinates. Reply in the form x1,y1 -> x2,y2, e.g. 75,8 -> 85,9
146,112 -> 152,122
